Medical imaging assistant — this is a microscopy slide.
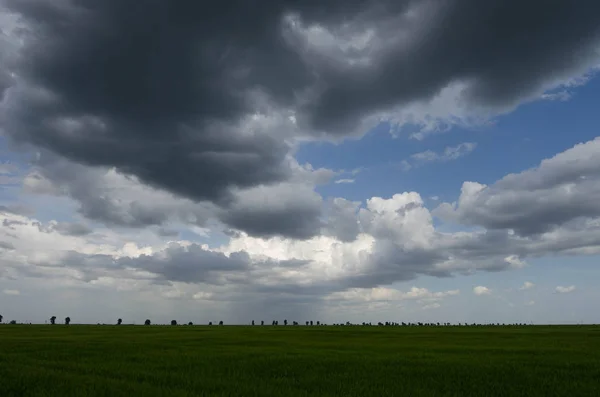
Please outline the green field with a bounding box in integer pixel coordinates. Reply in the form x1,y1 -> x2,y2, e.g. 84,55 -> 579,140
1,325 -> 599,397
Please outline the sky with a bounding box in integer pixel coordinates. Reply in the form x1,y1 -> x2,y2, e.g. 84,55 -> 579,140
1,0 -> 600,325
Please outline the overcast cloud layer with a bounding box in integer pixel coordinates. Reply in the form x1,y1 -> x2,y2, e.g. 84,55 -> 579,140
1,0 -> 600,324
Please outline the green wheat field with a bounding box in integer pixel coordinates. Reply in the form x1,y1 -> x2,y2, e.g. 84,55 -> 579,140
1,325 -> 599,397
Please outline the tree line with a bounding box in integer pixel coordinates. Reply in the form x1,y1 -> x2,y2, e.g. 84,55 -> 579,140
0,314 -> 534,327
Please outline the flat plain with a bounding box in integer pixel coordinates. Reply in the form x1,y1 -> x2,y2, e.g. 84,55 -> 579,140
0,325 -> 599,397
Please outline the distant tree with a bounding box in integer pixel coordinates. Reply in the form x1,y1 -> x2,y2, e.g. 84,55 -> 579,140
171,320 -> 177,326
0,314 -> 3,323
261,320 -> 264,326
117,318 -> 122,325
284,319 -> 288,326
219,321 -> 223,326
65,317 -> 71,325
316,321 -> 320,326
208,322 -> 212,326
9,320 -> 16,325
252,320 -> 255,326
50,316 -> 56,325
310,320 -> 313,326
306,321 -> 309,326
144,319 -> 151,325
188,322 -> 193,326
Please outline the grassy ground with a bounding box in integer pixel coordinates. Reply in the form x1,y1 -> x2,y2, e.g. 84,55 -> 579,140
0,325 -> 599,397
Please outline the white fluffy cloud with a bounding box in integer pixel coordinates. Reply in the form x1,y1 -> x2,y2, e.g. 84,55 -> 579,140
435,137 -> 600,237
519,281 -> 535,291
555,285 -> 576,294
327,287 -> 460,303
473,286 -> 491,296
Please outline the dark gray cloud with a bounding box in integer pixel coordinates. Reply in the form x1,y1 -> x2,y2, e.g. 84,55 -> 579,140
156,228 -> 180,238
25,152 -> 325,239
219,183 -> 324,239
2,218 -> 27,229
39,221 -> 93,237
295,0 -> 600,132
53,243 -> 252,285
0,240 -> 15,250
119,244 -> 251,284
323,198 -> 361,242
2,0 -> 297,204
2,0 -> 600,238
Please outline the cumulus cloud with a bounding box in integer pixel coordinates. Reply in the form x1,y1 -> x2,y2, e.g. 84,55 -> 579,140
3,289 -> 20,295
473,286 -> 491,296
519,281 -> 535,291
434,137 -> 600,237
1,135 -> 600,322
334,179 -> 355,184
21,152 -> 328,239
323,198 -> 361,242
327,287 -> 460,303
421,302 -> 441,310
219,182 -> 324,239
0,0 -> 598,240
1,1 -> 600,322
555,285 -> 576,294
4,137 -> 600,309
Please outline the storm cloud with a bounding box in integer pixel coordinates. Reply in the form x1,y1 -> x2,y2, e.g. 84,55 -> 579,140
1,0 -> 599,239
